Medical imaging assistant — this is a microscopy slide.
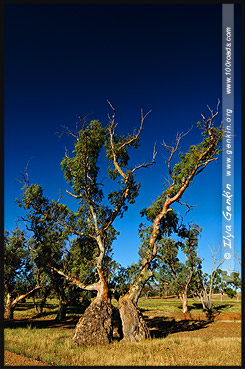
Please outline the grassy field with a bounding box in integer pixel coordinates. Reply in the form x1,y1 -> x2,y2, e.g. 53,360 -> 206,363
11,294 -> 241,319
5,328 -> 241,366
4,296 -> 242,366
137,295 -> 241,314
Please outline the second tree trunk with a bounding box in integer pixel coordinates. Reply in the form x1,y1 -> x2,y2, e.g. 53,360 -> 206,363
119,297 -> 150,342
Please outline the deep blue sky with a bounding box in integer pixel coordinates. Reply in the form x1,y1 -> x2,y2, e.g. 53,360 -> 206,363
4,4 -> 241,274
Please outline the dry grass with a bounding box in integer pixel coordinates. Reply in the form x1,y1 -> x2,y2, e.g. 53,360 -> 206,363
5,327 -> 241,366
5,297 -> 241,366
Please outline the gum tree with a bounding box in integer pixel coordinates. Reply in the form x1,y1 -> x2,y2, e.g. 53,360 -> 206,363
194,244 -> 224,312
18,105 -> 155,345
4,228 -> 41,319
119,101 -> 224,341
20,204 -> 71,320
155,223 -> 202,313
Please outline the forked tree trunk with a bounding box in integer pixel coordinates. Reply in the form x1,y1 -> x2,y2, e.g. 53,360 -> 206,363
198,290 -> 211,312
4,286 -> 41,320
72,269 -> 113,346
119,296 -> 150,342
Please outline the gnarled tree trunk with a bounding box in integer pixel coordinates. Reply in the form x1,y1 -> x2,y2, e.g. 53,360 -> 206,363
119,277 -> 151,342
119,296 -> 150,342
72,269 -> 113,346
73,295 -> 112,346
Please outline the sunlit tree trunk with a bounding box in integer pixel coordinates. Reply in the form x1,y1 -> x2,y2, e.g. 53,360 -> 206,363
4,293 -> 15,320
73,269 -> 113,346
119,272 -> 152,342
121,101 -> 223,340
4,286 -> 41,320
179,292 -> 188,314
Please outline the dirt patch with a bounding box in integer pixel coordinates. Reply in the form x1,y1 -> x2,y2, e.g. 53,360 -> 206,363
4,350 -> 51,366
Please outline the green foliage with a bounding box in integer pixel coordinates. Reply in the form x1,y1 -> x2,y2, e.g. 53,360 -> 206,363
213,269 -> 241,298
63,236 -> 97,284
224,287 -> 236,299
17,112 -> 150,299
141,116 -> 224,224
110,262 -> 142,297
167,123 -> 223,199
152,223 -> 202,297
4,228 -> 34,297
61,120 -> 105,199
105,121 -> 140,179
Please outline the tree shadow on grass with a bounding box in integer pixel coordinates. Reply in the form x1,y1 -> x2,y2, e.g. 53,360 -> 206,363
176,303 -> 233,320
15,302 -> 57,311
4,317 -> 80,330
184,303 -> 203,311
145,316 -> 213,339
203,304 -> 233,321
212,303 -> 233,311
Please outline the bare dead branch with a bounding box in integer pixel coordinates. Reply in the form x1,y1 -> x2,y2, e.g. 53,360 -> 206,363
201,99 -> 220,135
24,160 -> 31,186
177,200 -> 197,215
234,251 -> 241,266
208,243 -> 224,277
131,145 -> 157,174
117,109 -> 151,152
107,100 -> 116,122
57,125 -> 79,142
16,160 -> 33,187
162,126 -> 192,179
